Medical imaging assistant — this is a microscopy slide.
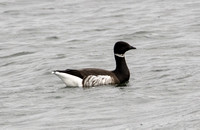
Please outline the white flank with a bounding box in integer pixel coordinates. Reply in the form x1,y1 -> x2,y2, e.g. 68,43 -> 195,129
83,75 -> 114,87
53,71 -> 83,87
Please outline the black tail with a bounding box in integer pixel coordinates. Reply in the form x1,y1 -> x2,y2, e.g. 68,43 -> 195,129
52,69 -> 83,79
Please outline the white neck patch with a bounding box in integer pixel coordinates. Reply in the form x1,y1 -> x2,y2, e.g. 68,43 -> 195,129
115,53 -> 125,58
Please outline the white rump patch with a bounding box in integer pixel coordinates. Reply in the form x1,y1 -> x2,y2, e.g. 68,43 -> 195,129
53,71 -> 82,87
83,75 -> 114,87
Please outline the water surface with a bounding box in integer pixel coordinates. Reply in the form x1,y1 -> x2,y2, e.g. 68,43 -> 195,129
0,0 -> 200,129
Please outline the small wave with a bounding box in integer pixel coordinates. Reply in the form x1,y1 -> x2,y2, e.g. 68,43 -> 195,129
46,36 -> 59,40
133,31 -> 152,35
3,10 -> 20,15
151,68 -> 170,72
51,54 -> 66,59
0,51 -> 35,59
1,61 -> 15,67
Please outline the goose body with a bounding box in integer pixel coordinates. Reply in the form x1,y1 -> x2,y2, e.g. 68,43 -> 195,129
52,41 -> 136,87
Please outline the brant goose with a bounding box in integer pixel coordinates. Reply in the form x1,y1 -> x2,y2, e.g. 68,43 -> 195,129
52,41 -> 136,87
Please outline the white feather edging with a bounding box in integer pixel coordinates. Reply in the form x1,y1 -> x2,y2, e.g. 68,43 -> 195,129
115,53 -> 125,58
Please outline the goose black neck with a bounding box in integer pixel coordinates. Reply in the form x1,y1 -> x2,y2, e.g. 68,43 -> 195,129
113,55 -> 130,83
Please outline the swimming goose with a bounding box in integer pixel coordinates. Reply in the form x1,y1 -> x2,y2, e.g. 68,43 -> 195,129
52,41 -> 136,87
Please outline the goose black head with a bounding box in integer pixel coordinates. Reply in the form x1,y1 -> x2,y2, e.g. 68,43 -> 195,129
114,41 -> 136,55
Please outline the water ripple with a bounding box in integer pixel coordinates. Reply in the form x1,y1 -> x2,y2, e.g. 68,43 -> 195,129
0,51 -> 35,59
0,0 -> 200,129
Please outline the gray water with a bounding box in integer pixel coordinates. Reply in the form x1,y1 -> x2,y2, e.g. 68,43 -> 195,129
1,0 -> 200,129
